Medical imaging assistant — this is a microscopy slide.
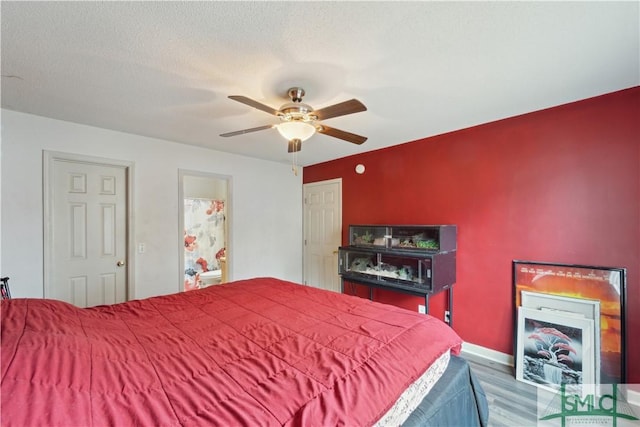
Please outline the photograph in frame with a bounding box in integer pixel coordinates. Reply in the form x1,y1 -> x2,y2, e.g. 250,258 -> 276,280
513,260 -> 625,383
520,291 -> 601,386
516,306 -> 595,392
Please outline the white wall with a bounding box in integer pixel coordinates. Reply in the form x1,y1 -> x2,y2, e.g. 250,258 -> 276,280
1,110 -> 303,300
183,174 -> 227,200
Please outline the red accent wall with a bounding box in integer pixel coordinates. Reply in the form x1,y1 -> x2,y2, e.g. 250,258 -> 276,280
303,87 -> 640,382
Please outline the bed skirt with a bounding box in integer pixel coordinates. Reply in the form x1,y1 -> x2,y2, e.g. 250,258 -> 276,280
403,355 -> 489,427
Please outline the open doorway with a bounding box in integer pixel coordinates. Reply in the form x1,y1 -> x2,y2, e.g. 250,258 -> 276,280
178,170 -> 231,292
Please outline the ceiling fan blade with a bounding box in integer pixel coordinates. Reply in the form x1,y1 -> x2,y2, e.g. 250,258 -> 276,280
220,124 -> 275,137
228,95 -> 279,116
313,99 -> 367,121
317,125 -> 367,145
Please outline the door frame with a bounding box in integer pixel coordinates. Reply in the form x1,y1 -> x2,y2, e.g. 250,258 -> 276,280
302,178 -> 342,289
178,169 -> 232,292
43,151 -> 135,300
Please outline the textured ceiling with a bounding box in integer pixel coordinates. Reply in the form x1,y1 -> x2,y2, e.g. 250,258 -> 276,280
2,1 -> 638,166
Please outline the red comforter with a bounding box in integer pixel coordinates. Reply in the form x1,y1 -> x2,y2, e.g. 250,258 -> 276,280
1,277 -> 461,426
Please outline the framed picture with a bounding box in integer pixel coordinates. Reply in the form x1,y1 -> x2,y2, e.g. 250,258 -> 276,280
521,291 -> 600,385
516,306 -> 595,392
513,260 -> 626,383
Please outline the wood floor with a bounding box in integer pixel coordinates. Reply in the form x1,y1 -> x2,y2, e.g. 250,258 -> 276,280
463,351 -> 539,426
463,351 -> 640,427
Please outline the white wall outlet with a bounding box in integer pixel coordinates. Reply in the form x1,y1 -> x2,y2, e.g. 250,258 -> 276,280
444,310 -> 451,324
138,243 -> 146,254
418,305 -> 426,314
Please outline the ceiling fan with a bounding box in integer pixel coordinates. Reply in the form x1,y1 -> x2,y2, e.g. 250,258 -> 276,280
220,87 -> 367,153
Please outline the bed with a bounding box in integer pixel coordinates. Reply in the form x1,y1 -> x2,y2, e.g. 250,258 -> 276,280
1,277 -> 488,426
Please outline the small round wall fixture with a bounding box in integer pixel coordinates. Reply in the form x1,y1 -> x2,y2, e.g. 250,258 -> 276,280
355,164 -> 365,174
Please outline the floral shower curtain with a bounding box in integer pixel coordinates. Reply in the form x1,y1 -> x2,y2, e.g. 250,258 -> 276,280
184,198 -> 225,291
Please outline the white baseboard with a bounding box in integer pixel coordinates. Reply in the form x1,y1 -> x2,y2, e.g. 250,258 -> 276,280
461,341 -> 514,367
627,388 -> 640,407
461,342 -> 640,408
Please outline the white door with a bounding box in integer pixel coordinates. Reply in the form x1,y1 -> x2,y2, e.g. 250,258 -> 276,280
303,179 -> 342,292
45,154 -> 129,307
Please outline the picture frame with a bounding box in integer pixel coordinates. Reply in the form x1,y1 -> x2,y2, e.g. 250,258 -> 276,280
520,291 -> 600,385
516,306 -> 595,392
513,260 -> 626,383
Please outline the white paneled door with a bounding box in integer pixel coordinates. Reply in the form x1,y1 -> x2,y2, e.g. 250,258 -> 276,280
303,179 -> 342,293
45,155 -> 128,307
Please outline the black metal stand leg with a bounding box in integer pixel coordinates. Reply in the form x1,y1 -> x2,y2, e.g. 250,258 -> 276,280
448,288 -> 453,327
369,287 -> 373,301
424,294 -> 429,314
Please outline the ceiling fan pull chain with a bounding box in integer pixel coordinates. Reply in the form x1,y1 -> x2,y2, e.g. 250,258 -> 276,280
292,150 -> 299,176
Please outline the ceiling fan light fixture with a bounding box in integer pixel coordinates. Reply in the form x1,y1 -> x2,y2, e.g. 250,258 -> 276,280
222,87 -> 367,160
277,121 -> 316,142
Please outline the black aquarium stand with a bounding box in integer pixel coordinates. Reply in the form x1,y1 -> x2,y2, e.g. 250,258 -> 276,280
339,225 -> 457,326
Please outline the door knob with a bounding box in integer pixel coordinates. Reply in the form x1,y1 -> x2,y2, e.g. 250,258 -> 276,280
116,260 -> 126,267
